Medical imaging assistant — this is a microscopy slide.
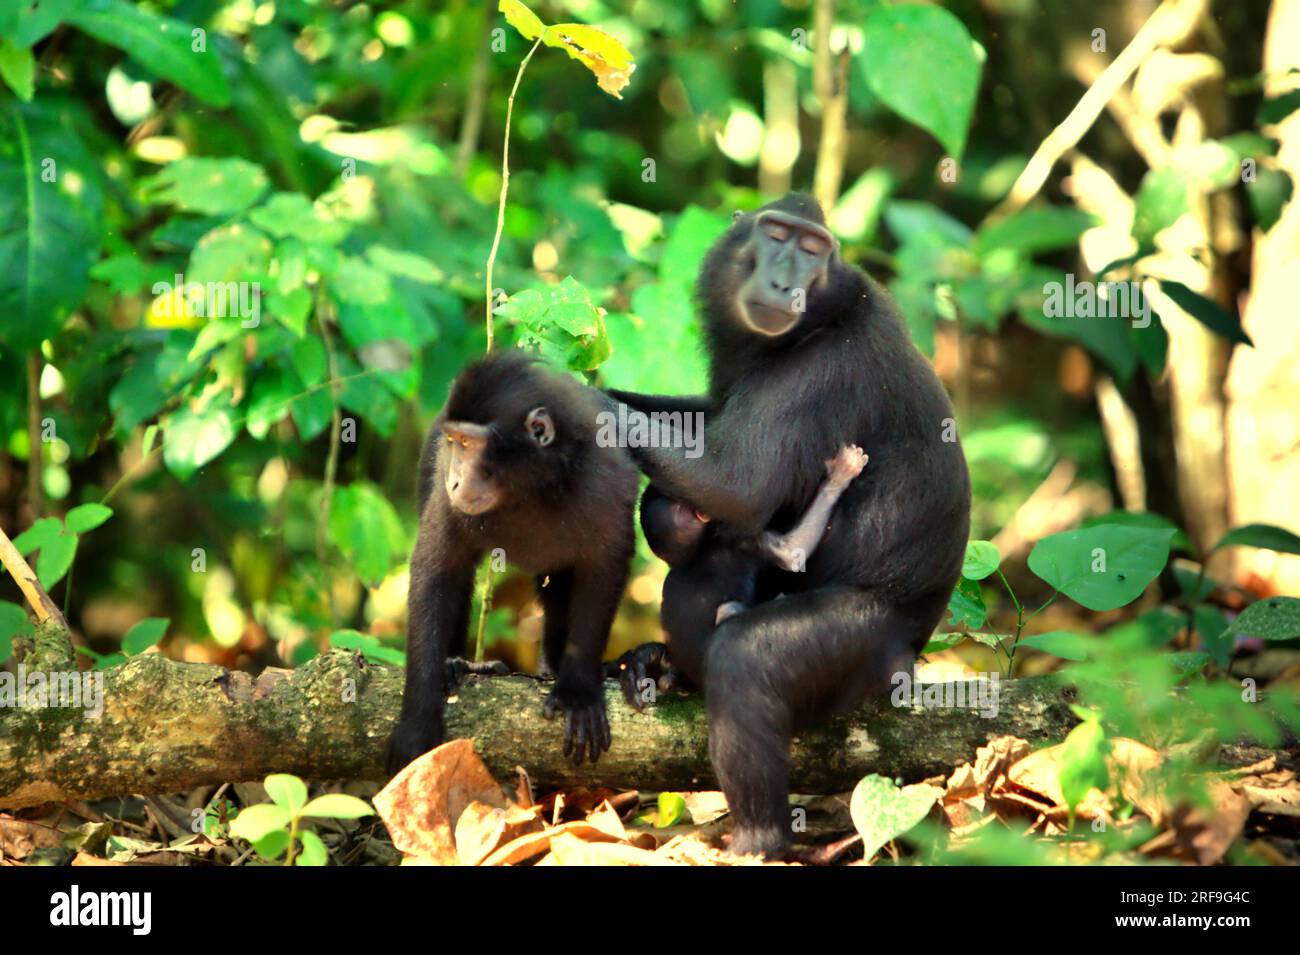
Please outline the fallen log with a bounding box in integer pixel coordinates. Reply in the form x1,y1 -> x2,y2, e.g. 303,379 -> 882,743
1,631 -> 1082,809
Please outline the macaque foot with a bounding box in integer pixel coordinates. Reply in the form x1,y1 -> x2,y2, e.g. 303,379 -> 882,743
542,689 -> 611,765
608,642 -> 678,710
445,657 -> 510,685
715,600 -> 747,625
825,443 -> 869,487
386,717 -> 443,777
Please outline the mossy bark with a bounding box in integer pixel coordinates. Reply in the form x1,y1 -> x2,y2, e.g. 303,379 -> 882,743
0,649 -> 1081,809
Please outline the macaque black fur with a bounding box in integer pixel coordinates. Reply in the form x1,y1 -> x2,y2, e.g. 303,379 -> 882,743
609,193 -> 971,857
388,352 -> 637,773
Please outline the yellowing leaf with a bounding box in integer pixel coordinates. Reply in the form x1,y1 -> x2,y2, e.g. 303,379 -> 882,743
542,23 -> 635,99
499,0 -> 545,41
146,287 -> 202,329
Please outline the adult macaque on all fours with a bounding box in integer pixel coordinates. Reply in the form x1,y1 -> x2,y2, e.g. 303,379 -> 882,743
609,193 -> 971,858
388,353 -> 638,774
638,444 -> 869,626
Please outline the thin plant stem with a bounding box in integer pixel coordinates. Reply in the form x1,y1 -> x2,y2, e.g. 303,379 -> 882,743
483,36 -> 543,353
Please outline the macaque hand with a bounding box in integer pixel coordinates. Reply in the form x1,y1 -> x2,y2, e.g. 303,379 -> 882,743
824,444 -> 869,487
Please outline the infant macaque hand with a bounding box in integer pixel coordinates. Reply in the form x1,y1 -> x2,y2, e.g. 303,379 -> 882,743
825,444 -> 869,487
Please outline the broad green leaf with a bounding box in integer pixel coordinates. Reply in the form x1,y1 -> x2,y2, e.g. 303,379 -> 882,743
328,629 -> 405,666
328,484 -> 405,586
975,206 -> 1094,257
265,774 -> 308,813
230,803 -> 292,842
1226,597 -> 1300,643
1081,510 -> 1190,553
1057,713 -> 1109,813
163,400 -> 237,480
1194,604 -> 1232,668
248,192 -> 347,244
295,829 -> 328,866
497,277 -> 612,372
65,502 -> 113,534
961,540 -> 1000,580
861,5 -> 981,157
1211,523 -> 1300,555
849,774 -> 942,860
291,336 -> 328,388
1018,630 -> 1091,661
252,828 -> 290,861
122,617 -> 168,655
0,39 -> 35,101
141,158 -> 268,216
300,794 -> 373,820
110,361 -> 168,435
5,0 -> 77,46
68,0 -> 230,106
656,792 -> 686,827
1246,168 -> 1293,232
1133,141 -> 1239,243
946,577 -> 987,629
36,531 -> 77,589
1028,524 -> 1175,611
884,199 -> 973,246
12,517 -> 62,555
499,0 -> 545,41
1157,280 -> 1251,346
0,102 -> 104,351
1258,89 -> 1300,126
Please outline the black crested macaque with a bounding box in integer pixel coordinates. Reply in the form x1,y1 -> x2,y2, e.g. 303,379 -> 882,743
388,352 -> 637,773
609,193 -> 971,857
639,444 -> 868,624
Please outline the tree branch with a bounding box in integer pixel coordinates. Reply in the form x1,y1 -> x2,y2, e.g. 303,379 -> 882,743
0,648 -> 1082,810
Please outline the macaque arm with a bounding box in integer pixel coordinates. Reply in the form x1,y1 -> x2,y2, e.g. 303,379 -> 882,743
756,445 -> 868,572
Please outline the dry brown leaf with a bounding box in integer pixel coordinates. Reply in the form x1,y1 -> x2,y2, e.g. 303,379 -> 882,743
0,816 -> 63,859
72,853 -> 128,866
1139,779 -> 1250,865
548,831 -> 675,866
681,791 -> 729,824
1230,767 -> 1300,817
373,738 -> 507,865
454,800 -> 544,866
479,817 -> 635,866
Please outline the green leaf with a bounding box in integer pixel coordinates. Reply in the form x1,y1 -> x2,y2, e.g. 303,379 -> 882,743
163,400 -> 237,480
110,360 -> 168,434
861,5 -> 981,157
141,158 -> 268,216
946,577 -> 987,629
328,485 -> 405,586
299,794 -> 373,820
922,632 -> 965,654
122,617 -> 168,655
656,792 -> 686,827
5,0 -> 77,46
252,828 -> 290,862
0,39 -> 35,101
848,774 -> 943,860
0,600 -> 33,662
961,540 -> 1000,580
1226,597 -> 1300,643
265,774 -> 308,813
1211,523 -> 1300,556
0,102 -> 104,351
1028,524 -> 1175,611
36,531 -> 77,589
975,206 -> 1094,257
230,805 -> 291,841
1057,714 -> 1109,814
1246,168 -> 1293,232
64,503 -> 113,534
1157,280 -> 1252,346
1080,510 -> 1190,553
248,193 -> 347,244
11,517 -> 62,555
68,0 -> 230,107
497,277 -> 612,372
1258,89 -> 1300,126
1194,604 -> 1232,668
500,0 -> 545,41
1018,630 -> 1091,661
295,829 -> 328,866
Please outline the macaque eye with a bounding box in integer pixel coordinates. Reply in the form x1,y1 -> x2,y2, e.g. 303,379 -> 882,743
732,210 -> 743,221
764,222 -> 791,241
798,234 -> 829,255
525,406 -> 555,447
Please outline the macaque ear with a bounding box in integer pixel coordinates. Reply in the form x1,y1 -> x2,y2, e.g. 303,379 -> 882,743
525,406 -> 555,447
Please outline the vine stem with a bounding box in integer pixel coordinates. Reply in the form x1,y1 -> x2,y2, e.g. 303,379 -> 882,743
483,35 -> 543,353
315,299 -> 343,628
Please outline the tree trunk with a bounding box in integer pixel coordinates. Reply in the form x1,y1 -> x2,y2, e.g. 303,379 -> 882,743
0,643 -> 1081,810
